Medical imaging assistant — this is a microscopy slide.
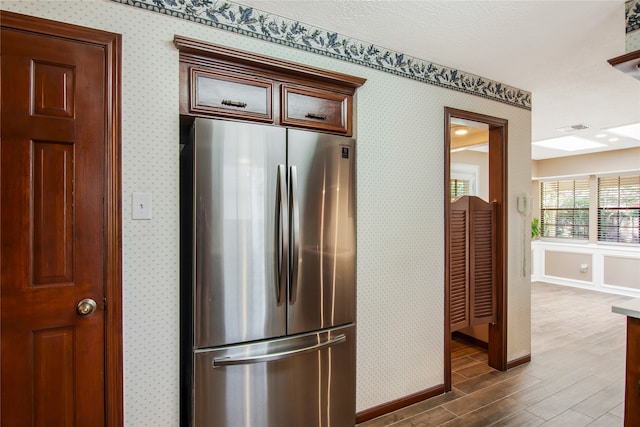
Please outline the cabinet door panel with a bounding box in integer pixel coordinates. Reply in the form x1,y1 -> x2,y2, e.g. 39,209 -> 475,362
282,85 -> 350,134
191,68 -> 273,123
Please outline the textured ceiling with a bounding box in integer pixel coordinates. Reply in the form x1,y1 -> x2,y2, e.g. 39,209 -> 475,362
236,0 -> 640,159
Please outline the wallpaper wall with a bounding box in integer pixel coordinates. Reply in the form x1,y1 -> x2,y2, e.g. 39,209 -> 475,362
1,1 -> 532,425
112,0 -> 531,111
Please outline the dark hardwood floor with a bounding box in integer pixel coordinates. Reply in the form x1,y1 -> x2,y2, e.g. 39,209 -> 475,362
358,282 -> 632,426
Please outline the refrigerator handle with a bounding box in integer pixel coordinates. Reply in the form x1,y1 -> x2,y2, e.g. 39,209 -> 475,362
289,165 -> 300,303
212,334 -> 346,367
276,165 -> 288,304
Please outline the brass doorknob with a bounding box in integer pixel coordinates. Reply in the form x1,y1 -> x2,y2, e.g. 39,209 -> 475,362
77,298 -> 97,316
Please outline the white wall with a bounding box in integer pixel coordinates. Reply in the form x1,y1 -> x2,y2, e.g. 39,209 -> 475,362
532,241 -> 640,297
1,1 -> 532,424
533,147 -> 640,180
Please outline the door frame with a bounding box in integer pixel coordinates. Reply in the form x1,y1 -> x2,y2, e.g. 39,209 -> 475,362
0,11 -> 123,425
444,107 -> 508,391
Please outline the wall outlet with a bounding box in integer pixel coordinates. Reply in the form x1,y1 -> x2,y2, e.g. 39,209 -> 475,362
132,192 -> 152,220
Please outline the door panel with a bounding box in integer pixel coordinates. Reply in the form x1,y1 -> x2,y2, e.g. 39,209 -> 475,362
33,328 -> 75,427
33,141 -> 75,284
1,26 -> 106,426
470,202 -> 496,324
287,130 -> 356,335
193,118 -> 287,348
450,208 -> 469,332
32,60 -> 76,118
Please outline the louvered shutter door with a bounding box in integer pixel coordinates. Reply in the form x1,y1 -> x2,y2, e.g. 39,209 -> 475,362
449,196 -> 496,332
450,197 -> 469,332
469,197 -> 496,325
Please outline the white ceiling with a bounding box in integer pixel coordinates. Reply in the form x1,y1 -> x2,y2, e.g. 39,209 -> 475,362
236,0 -> 640,159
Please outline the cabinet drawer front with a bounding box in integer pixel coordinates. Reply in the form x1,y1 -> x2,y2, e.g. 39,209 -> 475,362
282,85 -> 351,134
191,68 -> 273,122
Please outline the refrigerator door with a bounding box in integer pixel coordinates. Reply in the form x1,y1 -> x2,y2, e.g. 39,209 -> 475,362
287,130 -> 356,335
193,324 -> 356,427
193,118 -> 287,348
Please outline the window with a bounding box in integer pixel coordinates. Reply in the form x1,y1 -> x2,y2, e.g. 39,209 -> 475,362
598,175 -> 640,244
540,179 -> 589,240
450,163 -> 478,200
451,178 -> 470,199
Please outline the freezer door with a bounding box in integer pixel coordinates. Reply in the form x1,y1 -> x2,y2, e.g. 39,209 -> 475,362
192,324 -> 356,427
287,129 -> 356,335
193,118 -> 287,348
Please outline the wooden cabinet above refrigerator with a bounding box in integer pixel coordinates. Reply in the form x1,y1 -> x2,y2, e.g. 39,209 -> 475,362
175,35 -> 366,136
608,50 -> 640,81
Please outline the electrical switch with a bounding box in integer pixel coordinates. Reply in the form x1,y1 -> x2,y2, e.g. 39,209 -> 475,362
132,192 -> 152,220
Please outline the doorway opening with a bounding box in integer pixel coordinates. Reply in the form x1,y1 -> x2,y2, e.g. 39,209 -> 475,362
444,108 -> 508,391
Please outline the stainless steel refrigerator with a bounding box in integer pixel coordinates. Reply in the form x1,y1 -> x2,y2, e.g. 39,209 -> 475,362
180,118 -> 356,427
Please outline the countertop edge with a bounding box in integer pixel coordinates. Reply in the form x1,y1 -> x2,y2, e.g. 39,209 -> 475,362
612,298 -> 640,319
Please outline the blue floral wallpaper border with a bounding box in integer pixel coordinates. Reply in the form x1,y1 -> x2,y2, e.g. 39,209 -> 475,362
110,0 -> 532,110
628,0 -> 640,33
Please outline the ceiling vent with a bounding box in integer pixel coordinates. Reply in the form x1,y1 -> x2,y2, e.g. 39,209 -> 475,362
556,124 -> 591,132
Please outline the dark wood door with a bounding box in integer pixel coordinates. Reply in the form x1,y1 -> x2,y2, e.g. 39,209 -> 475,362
1,23 -> 108,426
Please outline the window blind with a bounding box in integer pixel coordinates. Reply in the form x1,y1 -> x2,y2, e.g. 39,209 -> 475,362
598,175 -> 640,244
540,179 -> 589,240
451,179 -> 470,200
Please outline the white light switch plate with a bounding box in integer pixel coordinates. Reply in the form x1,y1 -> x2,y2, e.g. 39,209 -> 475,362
132,192 -> 152,220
